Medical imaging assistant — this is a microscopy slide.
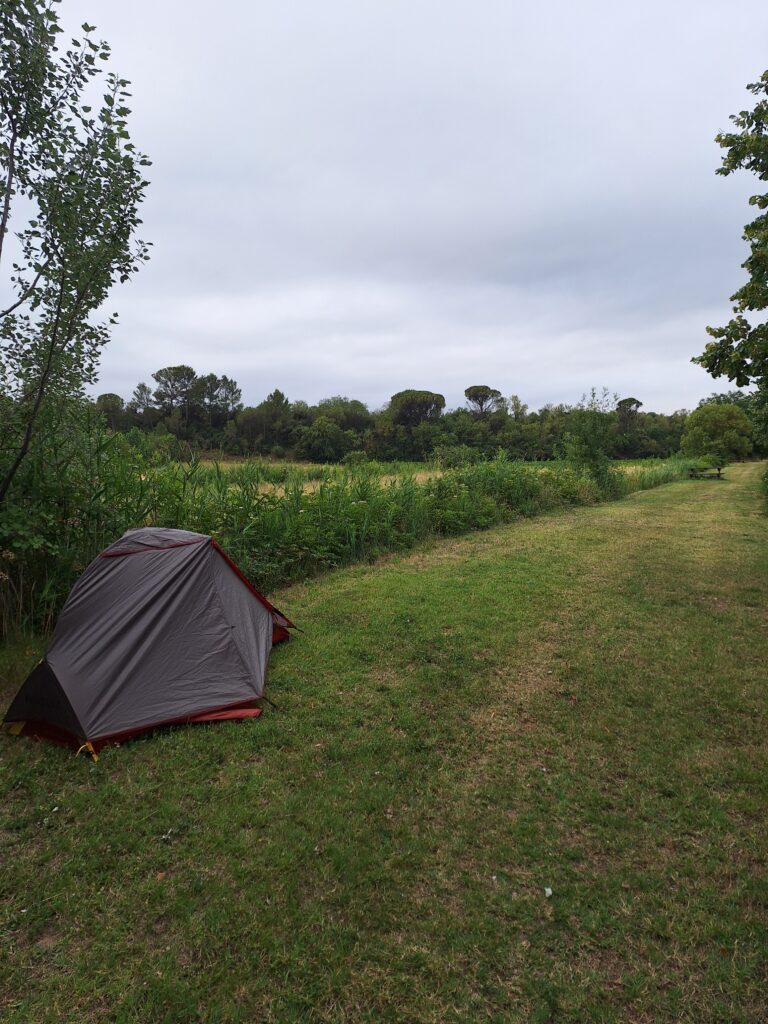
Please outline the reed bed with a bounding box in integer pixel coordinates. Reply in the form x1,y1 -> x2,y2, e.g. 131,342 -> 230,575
0,438 -> 696,635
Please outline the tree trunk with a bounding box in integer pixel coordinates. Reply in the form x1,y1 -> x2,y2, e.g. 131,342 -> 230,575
0,126 -> 18,269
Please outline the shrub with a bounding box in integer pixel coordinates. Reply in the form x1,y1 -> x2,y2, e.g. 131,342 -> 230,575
342,450 -> 369,467
432,444 -> 481,469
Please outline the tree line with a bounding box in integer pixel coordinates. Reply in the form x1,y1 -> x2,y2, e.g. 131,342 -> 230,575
92,369 -> 765,464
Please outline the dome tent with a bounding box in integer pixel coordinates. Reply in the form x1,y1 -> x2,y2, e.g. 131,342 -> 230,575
2,528 -> 295,755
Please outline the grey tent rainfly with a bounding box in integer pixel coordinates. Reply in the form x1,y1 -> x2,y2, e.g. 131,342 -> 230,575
2,528 -> 295,758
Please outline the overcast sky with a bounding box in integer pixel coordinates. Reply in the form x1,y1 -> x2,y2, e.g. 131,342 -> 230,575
59,0 -> 768,413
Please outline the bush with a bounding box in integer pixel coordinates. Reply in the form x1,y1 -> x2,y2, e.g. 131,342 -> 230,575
0,401 -> 152,634
432,443 -> 482,469
342,450 -> 369,467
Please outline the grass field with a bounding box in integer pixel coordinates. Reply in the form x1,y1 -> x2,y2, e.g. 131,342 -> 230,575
1,463 -> 766,1022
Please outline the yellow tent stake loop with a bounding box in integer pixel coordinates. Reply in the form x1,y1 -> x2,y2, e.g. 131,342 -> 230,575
75,742 -> 98,763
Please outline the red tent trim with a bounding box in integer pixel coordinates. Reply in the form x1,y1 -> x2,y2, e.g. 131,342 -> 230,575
11,698 -> 263,752
211,540 -> 296,631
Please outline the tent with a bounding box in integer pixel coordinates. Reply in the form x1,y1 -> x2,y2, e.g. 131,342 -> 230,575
2,527 -> 295,755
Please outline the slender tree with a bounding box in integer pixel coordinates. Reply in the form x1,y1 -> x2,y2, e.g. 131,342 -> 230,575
0,1 -> 150,502
129,381 -> 154,413
507,394 -> 528,421
218,375 -> 242,416
194,372 -> 223,426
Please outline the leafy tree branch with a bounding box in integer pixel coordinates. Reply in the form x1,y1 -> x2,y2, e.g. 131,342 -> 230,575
0,0 -> 150,503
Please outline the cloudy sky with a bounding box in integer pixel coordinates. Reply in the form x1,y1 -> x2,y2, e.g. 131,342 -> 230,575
59,0 -> 768,413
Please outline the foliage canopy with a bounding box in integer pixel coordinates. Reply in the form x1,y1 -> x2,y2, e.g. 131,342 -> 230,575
681,402 -> 753,462
696,70 -> 768,388
389,389 -> 446,427
464,385 -> 504,417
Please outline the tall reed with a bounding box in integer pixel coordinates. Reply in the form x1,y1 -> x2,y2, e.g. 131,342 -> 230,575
0,417 -> 698,636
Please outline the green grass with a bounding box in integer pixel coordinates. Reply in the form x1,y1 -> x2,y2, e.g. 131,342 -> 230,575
1,464 -> 766,1022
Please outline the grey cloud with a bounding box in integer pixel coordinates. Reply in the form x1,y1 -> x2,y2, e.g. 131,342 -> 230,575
54,0 -> 768,413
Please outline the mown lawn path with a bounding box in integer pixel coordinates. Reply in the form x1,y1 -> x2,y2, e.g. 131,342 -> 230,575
1,465 -> 766,1022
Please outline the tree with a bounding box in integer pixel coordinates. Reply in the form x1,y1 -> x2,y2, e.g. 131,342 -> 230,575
128,381 -> 154,413
193,373 -> 219,421
218,375 -> 242,416
616,397 -> 642,434
236,389 -> 294,453
507,394 -> 529,421
464,385 -> 504,417
0,3 -> 150,503
630,409 -> 687,458
614,397 -> 643,457
190,373 -> 241,427
315,396 -> 372,432
562,389 -> 619,490
152,365 -> 197,420
191,372 -> 224,427
290,399 -> 313,428
697,387 -> 768,454
389,390 -> 445,427
697,389 -> 751,408
695,70 -> 768,388
95,392 -> 124,430
295,416 -> 354,462
681,403 -> 753,462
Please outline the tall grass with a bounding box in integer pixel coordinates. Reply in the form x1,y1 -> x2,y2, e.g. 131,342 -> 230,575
0,414 -> 697,635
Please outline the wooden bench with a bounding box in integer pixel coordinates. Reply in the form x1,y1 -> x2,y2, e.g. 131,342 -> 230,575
688,466 -> 723,480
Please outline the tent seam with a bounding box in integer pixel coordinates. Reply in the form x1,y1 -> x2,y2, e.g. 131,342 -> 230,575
208,546 -> 265,700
